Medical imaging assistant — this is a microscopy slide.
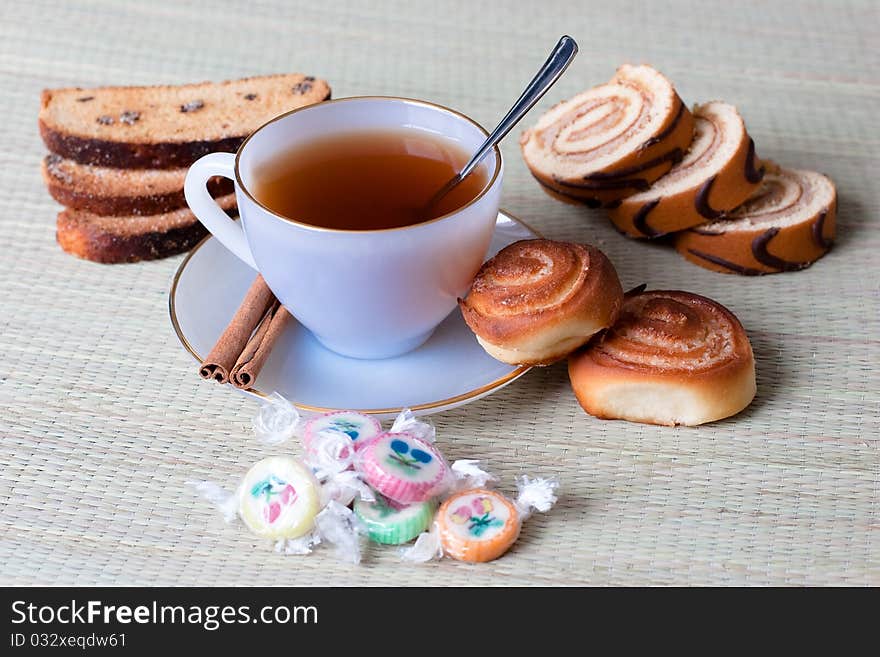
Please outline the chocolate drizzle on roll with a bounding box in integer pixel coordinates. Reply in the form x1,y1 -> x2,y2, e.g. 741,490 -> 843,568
582,149 -> 685,184
553,175 -> 649,193
552,148 -> 685,195
811,211 -> 834,250
531,173 -> 602,207
640,100 -> 686,150
694,176 -> 723,219
751,228 -> 809,272
687,248 -> 765,275
632,199 -> 662,237
744,138 -> 765,184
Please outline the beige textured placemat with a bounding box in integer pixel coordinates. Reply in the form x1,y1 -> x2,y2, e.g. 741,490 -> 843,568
0,0 -> 877,586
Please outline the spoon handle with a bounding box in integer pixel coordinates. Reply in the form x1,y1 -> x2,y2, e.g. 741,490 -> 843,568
458,35 -> 579,181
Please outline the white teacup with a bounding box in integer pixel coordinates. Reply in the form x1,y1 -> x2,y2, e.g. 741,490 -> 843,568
185,97 -> 503,359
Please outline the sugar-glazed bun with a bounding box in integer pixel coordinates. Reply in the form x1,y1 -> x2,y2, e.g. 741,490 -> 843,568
568,289 -> 756,426
459,239 -> 623,365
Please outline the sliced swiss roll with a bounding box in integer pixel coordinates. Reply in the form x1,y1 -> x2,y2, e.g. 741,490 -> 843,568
521,64 -> 694,207
608,102 -> 764,237
674,163 -> 837,275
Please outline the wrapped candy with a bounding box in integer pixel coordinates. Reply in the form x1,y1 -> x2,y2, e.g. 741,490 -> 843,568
302,410 -> 382,456
438,489 -> 520,562
251,396 -> 378,507
356,431 -> 450,505
188,455 -> 366,563
354,495 -> 435,545
238,456 -> 322,540
402,475 -> 559,563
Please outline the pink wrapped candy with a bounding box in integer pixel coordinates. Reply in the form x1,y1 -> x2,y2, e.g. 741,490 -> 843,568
303,411 -> 383,457
357,432 -> 449,504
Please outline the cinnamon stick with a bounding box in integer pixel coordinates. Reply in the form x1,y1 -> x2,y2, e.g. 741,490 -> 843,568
198,274 -> 275,383
230,301 -> 293,389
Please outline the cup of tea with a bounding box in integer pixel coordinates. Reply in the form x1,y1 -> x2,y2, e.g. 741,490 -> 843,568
185,97 -> 503,359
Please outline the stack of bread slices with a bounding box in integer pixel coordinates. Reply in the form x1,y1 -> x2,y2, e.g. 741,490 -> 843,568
39,74 -> 330,263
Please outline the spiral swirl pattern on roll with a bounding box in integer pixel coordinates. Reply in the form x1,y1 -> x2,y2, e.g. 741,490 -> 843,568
459,239 -> 622,366
521,64 -> 695,206
590,291 -> 748,373
568,290 -> 756,426
608,101 -> 764,238
468,240 -> 591,317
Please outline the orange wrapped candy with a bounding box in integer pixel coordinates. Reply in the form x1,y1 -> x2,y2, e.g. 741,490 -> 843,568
402,476 -> 559,564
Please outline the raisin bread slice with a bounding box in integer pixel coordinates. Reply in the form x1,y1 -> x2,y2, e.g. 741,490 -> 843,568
42,154 -> 232,216
40,73 -> 330,169
56,194 -> 236,263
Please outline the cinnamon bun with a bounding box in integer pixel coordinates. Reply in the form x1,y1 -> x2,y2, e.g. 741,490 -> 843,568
459,239 -> 623,366
568,290 -> 756,426
521,64 -> 694,207
608,102 -> 764,237
674,163 -> 837,274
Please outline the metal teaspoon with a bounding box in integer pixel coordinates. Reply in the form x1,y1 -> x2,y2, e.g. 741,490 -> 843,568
425,34 -> 578,213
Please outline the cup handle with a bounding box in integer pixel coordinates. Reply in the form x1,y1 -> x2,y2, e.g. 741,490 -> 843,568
184,152 -> 257,270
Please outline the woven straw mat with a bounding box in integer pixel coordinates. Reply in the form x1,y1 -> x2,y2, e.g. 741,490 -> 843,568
1,0 -> 877,585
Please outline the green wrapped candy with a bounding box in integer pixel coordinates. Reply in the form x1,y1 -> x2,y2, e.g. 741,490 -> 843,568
354,494 -> 435,545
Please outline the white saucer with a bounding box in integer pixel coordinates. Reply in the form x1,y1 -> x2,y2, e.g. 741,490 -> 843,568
169,210 -> 539,418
